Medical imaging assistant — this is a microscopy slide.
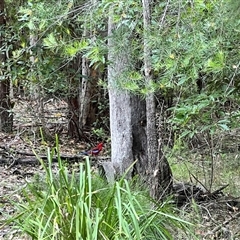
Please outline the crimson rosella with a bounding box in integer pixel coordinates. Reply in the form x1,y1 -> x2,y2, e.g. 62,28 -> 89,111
80,142 -> 103,156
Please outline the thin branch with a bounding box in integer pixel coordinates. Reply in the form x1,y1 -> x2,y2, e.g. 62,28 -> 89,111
159,0 -> 170,29
225,61 -> 240,94
204,211 -> 240,237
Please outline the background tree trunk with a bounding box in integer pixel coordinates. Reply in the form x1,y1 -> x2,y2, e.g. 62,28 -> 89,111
0,0 -> 13,133
67,56 -> 82,139
79,23 -> 91,130
29,34 -> 39,99
79,0 -> 101,132
142,0 -> 172,199
79,58 -> 100,130
79,55 -> 91,129
131,95 -> 148,175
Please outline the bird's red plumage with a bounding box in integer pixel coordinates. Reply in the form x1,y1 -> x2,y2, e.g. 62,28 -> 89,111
81,142 -> 103,156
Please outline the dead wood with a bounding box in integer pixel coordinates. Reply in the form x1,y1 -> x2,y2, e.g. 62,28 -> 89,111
0,155 -> 111,167
204,211 -> 240,238
0,144 -> 110,168
173,181 -> 240,211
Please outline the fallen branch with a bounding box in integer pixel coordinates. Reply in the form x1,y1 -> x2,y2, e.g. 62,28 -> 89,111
0,155 -> 110,167
204,211 -> 240,237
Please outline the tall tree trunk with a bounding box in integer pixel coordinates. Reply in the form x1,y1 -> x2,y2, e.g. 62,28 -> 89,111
79,0 -> 100,131
80,55 -> 91,129
79,58 -> 100,130
79,24 -> 91,130
29,34 -> 39,99
131,95 -> 148,175
108,14 -> 133,174
0,0 -> 13,133
142,0 -> 172,199
103,1 -> 173,199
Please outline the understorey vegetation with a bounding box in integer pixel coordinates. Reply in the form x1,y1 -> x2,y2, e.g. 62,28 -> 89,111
0,0 -> 240,239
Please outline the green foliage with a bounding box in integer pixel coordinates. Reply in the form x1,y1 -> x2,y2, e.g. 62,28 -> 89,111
147,0 -> 240,141
169,91 -> 232,139
6,138 -> 194,239
92,127 -> 106,140
4,0 -> 85,97
4,0 -> 240,158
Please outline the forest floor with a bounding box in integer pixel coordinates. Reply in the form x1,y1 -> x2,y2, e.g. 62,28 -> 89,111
0,98 -> 240,240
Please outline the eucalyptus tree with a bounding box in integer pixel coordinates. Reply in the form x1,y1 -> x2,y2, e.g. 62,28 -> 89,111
102,0 -> 173,198
101,0 -> 240,196
107,13 -> 134,175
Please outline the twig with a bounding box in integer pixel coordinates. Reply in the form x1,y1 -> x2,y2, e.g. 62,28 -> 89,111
211,184 -> 229,196
190,173 -> 210,193
204,211 -> 240,237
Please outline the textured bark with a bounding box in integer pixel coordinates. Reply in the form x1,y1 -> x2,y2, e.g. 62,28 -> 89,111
79,56 -> 91,129
108,14 -> 133,175
85,67 -> 100,125
66,56 -> 82,139
79,59 -> 99,129
67,95 -> 82,139
131,95 -> 148,176
0,0 -> 13,133
142,0 -> 172,199
104,1 -> 172,198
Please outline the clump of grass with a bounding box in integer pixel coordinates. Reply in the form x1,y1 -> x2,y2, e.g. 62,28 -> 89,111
6,138 -> 195,239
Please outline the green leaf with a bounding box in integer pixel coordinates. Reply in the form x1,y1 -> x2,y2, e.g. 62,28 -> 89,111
64,40 -> 89,57
205,51 -> 225,73
218,123 -> 230,131
43,33 -> 59,49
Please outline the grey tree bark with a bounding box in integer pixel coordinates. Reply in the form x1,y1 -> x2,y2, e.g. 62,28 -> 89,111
107,14 -> 133,175
80,55 -> 91,129
79,24 -> 91,130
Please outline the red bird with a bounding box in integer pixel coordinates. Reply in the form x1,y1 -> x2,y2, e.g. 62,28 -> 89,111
81,143 -> 103,156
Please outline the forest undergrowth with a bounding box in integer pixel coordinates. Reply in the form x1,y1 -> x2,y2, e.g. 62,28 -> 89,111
0,99 -> 240,239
